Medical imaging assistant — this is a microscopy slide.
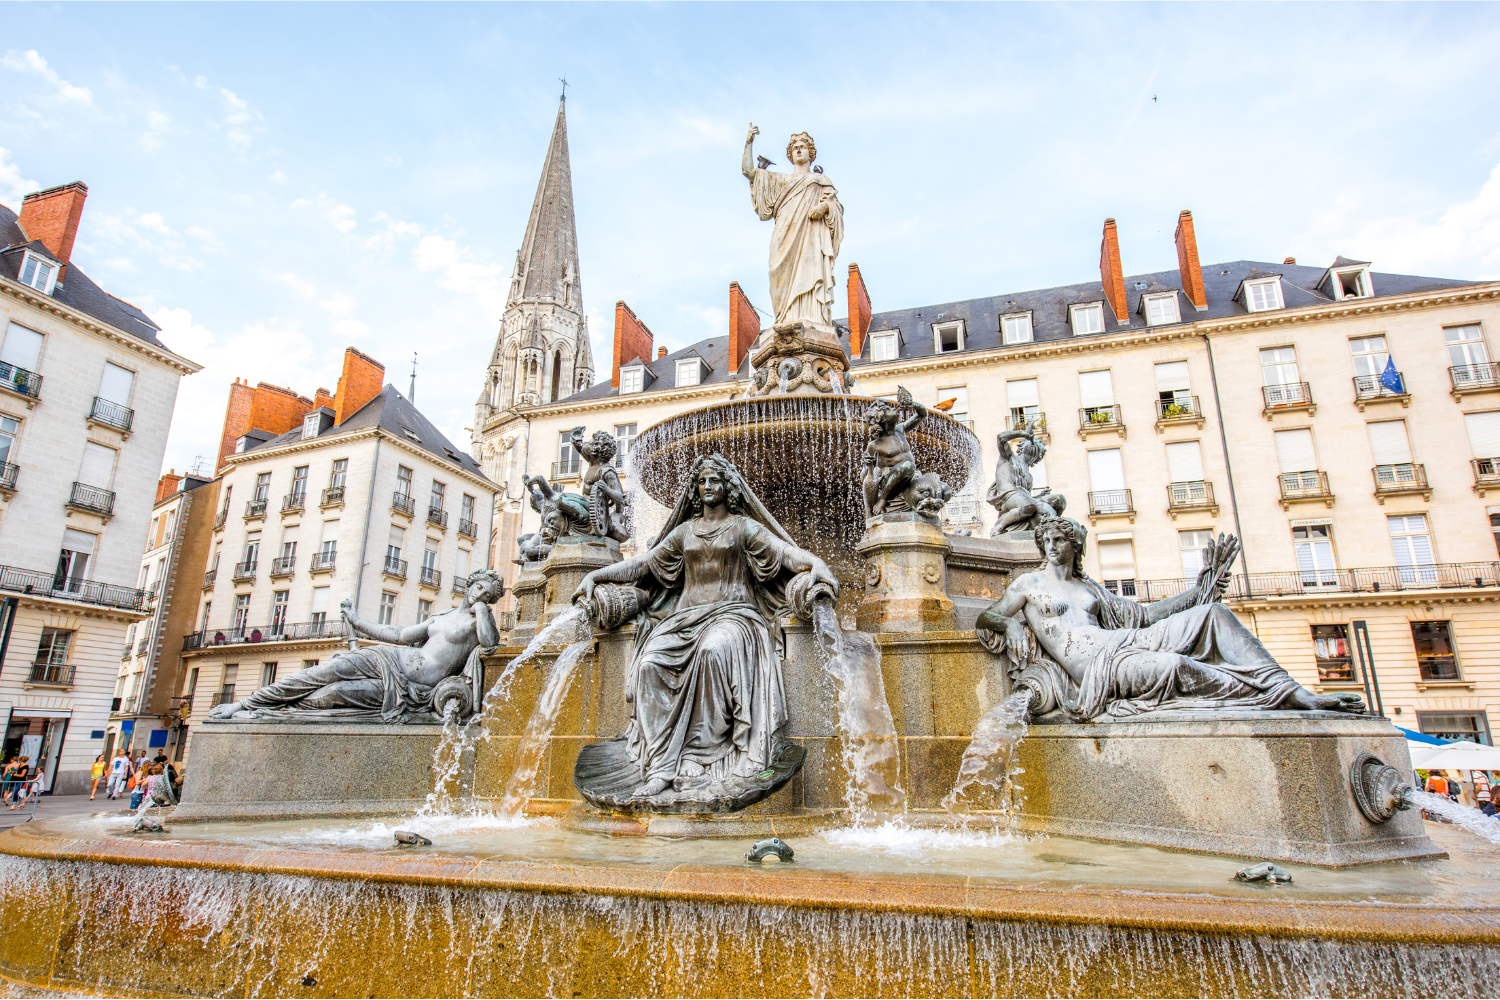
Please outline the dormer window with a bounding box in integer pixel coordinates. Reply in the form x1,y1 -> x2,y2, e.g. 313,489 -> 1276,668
1070,303 -> 1105,336
18,252 -> 58,295
676,358 -> 705,387
302,412 -> 321,440
1142,292 -> 1181,326
869,330 -> 901,362
1001,313 -> 1033,344
1244,277 -> 1284,312
1332,266 -> 1372,300
933,320 -> 965,354
619,365 -> 645,394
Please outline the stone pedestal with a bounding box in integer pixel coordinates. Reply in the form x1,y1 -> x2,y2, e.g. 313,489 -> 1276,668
944,532 -> 1041,629
539,535 -> 620,629
507,560 -> 547,645
855,514 -> 956,633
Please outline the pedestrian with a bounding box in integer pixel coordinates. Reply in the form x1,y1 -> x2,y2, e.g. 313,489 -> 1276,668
106,750 -> 131,800
1426,772 -> 1449,797
1482,797 -> 1498,818
89,753 -> 106,800
0,757 -> 20,807
133,748 -> 149,775
21,766 -> 44,810
4,757 -> 30,811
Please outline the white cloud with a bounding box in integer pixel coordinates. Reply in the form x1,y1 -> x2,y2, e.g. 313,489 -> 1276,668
1341,161 -> 1500,280
193,75 -> 209,90
104,257 -> 137,272
0,147 -> 37,206
412,234 -> 507,312
185,225 -> 224,250
332,318 -> 371,338
324,202 -> 357,233
139,110 -> 171,151
1,49 -> 93,105
361,211 -> 422,251
157,254 -> 198,273
136,211 -> 177,237
267,168 -> 288,184
320,290 -> 356,316
276,272 -> 317,298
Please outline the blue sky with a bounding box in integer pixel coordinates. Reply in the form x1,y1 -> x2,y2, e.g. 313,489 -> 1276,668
4,2 -> 1499,477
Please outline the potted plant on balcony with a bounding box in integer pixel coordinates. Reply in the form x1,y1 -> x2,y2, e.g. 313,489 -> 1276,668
249,629 -> 263,643
1162,402 -> 1189,419
1089,409 -> 1114,425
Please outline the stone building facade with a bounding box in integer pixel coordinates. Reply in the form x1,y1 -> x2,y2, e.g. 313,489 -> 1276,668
498,210 -> 1500,747
0,182 -> 201,793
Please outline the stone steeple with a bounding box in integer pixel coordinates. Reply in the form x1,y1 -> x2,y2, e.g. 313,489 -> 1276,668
514,98 -> 581,309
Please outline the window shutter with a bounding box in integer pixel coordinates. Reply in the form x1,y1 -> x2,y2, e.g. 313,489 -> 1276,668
62,528 -> 96,554
1154,361 -> 1190,393
98,363 -> 134,405
1366,421 -> 1412,464
388,525 -> 405,549
1030,456 -> 1049,490
1087,449 -> 1125,491
1165,441 -> 1204,482
310,587 -> 330,614
456,548 -> 470,579
1465,412 -> 1500,459
321,519 -> 340,542
1006,379 -> 1039,409
77,442 -> 116,488
0,324 -> 44,371
1078,370 -> 1114,407
1098,540 -> 1136,579
1274,429 -> 1316,473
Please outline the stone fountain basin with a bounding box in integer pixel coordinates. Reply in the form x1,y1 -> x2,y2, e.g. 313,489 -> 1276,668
0,816 -> 1496,997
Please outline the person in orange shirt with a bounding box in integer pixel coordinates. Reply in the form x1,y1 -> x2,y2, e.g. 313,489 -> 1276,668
1426,772 -> 1449,796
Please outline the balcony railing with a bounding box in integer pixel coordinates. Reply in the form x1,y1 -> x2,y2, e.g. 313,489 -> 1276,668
309,551 -> 337,573
1166,480 -> 1215,510
1474,458 -> 1500,491
1131,561 -> 1500,604
245,499 -> 268,519
495,610 -> 517,630
1353,373 -> 1407,402
120,643 -> 133,661
282,492 -> 306,514
1088,489 -> 1133,516
214,510 -> 227,531
1004,412 -> 1047,434
1279,470 -> 1332,502
136,638 -> 150,656
1155,396 -> 1201,423
1450,362 -> 1500,393
383,557 -> 408,580
232,560 -> 257,581
1373,462 -> 1428,495
0,461 -> 17,493
118,695 -> 140,716
451,574 -> 468,595
1079,405 -> 1124,432
0,360 -> 41,400
419,566 -> 442,589
269,555 -> 296,577
183,619 -> 347,652
89,396 -> 134,432
551,460 -> 581,480
458,517 -> 479,539
67,482 -> 115,516
427,506 -> 449,529
0,564 -> 150,611
321,486 -> 345,507
391,492 -> 415,516
1263,381 -> 1313,411
27,662 -> 73,687
203,568 -> 217,589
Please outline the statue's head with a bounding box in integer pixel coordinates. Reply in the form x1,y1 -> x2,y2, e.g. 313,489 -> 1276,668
584,429 -> 616,464
537,507 -> 566,544
466,568 -> 505,605
864,398 -> 901,431
1035,517 -> 1088,578
1020,434 -> 1047,466
786,132 -> 817,166
907,473 -> 952,518
688,454 -> 748,517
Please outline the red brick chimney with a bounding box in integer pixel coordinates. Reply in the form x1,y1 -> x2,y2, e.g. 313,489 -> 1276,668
728,282 -> 759,374
332,347 -> 385,424
847,263 -> 872,358
611,301 -> 653,387
312,387 -> 334,411
216,378 -> 318,471
156,470 -> 182,503
657,346 -> 668,359
1099,218 -> 1128,324
1174,210 -> 1208,312
18,182 -> 88,281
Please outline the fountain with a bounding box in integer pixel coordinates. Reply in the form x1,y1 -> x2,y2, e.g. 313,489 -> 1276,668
0,125 -> 1497,997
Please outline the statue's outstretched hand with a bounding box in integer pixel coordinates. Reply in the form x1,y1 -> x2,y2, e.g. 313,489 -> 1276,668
746,123 -> 759,144
340,598 -> 356,622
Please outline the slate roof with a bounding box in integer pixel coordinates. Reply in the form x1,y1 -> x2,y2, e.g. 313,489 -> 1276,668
552,258 -> 1479,406
244,384 -> 489,480
0,201 -> 166,348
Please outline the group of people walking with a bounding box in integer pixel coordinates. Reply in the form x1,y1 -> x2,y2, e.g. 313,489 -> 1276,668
0,757 -> 44,811
90,749 -> 183,808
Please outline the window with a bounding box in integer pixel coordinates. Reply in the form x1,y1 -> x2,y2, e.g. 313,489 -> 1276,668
1332,267 -> 1371,299
330,459 -> 348,489
0,413 -> 18,468
1,323 -> 44,394
1179,530 -> 1213,580
613,424 -> 637,470
1445,324 -> 1488,368
676,359 -> 702,387
1087,448 -> 1126,510
1260,346 -> 1299,387
870,331 -> 899,361
556,432 -> 579,475
302,411 -> 322,439
1007,378 -> 1040,430
18,251 -> 57,293
291,466 -> 309,498
379,592 -> 397,625
1143,292 -> 1180,326
56,528 -> 94,587
417,599 -> 433,622
1244,278 -> 1284,312
220,485 -> 232,517
243,530 -> 261,568
387,525 -> 405,566
1274,429 -> 1317,477
1311,624 -> 1355,682
320,519 -> 338,563
933,320 -> 965,354
78,441 -> 116,489
98,362 -> 134,406
1349,336 -> 1389,380
1079,369 -> 1115,423
1155,361 -> 1191,409
1388,515 -> 1436,583
1368,420 -> 1413,470
456,547 -> 470,588
1492,513 -> 1500,556
1165,441 -> 1204,485
1411,621 -> 1459,681
1098,538 -> 1136,596
260,663 -> 278,688
219,666 -> 238,706
428,481 -> 445,513
186,667 -> 199,700
461,494 -> 476,523
36,627 -> 72,665
271,591 -> 289,634
422,539 -> 439,572
233,594 -> 251,631
392,466 -> 413,502
1292,525 -> 1337,588
1070,303 -> 1104,335
1465,413 -> 1500,467
200,602 -> 212,630
619,366 -> 644,394
1001,313 -> 1032,345
253,472 -> 271,502
1417,711 -> 1491,745
937,386 -> 968,424
310,587 -> 330,627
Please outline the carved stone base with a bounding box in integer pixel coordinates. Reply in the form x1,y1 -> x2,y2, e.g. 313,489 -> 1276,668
507,560 -> 547,644
856,514 -> 957,632
537,535 -> 620,632
746,321 -> 853,397
572,736 -> 804,814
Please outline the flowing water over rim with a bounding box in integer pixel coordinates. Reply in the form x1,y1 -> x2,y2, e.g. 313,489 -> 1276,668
1407,788 -> 1500,845
940,690 -> 1033,820
497,637 -> 594,818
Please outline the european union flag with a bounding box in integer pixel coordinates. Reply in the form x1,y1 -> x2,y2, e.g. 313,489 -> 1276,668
1379,357 -> 1404,395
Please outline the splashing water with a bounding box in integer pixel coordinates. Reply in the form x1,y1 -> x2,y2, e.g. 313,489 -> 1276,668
1406,789 -> 1500,845
422,701 -> 467,814
811,600 -> 906,824
940,689 -> 1033,821
497,637 -> 595,818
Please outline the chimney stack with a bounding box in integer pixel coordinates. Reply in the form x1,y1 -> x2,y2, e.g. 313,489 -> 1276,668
611,301 -> 653,387
1173,210 -> 1208,312
657,346 -> 668,359
847,263 -> 872,358
331,347 -> 386,424
216,377 -> 318,472
1099,218 -> 1128,324
156,470 -> 182,504
1283,257 -> 1297,265
18,182 -> 88,281
728,282 -> 759,374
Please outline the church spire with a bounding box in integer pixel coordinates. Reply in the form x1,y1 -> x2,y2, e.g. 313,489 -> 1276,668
515,97 -> 581,311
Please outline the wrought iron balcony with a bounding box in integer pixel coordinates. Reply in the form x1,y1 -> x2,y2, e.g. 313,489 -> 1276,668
1450,362 -> 1500,396
1154,396 -> 1202,424
281,492 -> 306,514
451,574 -> 468,595
0,360 -> 41,400
458,517 -> 478,539
1004,412 -> 1047,434
0,461 -> 17,493
245,499 -> 268,519
1278,470 -> 1333,505
1166,480 -> 1215,511
383,556 -> 408,580
268,555 -> 296,577
309,551 -> 337,573
118,695 -> 140,716
231,560 -> 257,581
1132,560 -> 1500,604
550,460 -> 581,480
1353,373 -> 1408,404
391,492 -> 415,516
89,396 -> 134,432
427,506 -> 449,529
27,662 -> 73,687
214,510 -> 227,531
1079,405 -> 1124,436
120,643 -> 133,661
1087,489 -> 1133,516
495,610 -> 517,630
419,566 -> 442,589
0,564 -> 149,611
1473,458 -> 1500,493
321,486 -> 345,507
67,481 -> 115,517
1262,381 -> 1314,413
136,638 -> 150,656
1373,462 -> 1429,499
202,568 -> 217,589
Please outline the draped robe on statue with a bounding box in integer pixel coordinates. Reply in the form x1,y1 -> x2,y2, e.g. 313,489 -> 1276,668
748,168 -> 844,330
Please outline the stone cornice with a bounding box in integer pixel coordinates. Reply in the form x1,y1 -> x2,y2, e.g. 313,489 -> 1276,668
223,427 -> 495,492
0,274 -> 204,375
498,382 -> 738,424
18,594 -> 151,623
1231,588 -> 1497,612
1198,283 -> 1500,337
180,635 -> 348,660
